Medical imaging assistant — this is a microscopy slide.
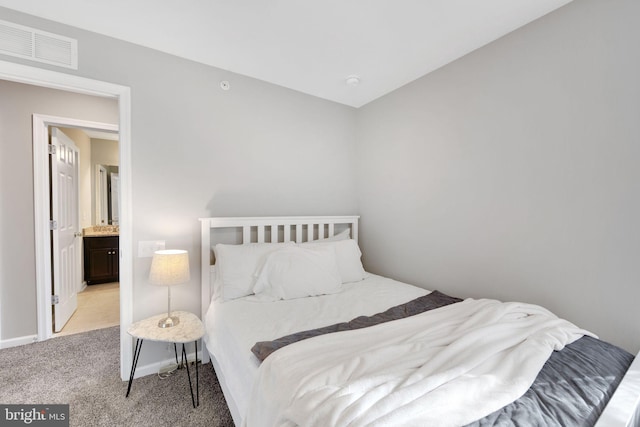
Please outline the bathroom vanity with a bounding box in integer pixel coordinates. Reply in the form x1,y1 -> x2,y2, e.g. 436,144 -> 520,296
83,226 -> 119,285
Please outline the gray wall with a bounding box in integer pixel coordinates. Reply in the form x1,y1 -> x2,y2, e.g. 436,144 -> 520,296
0,80 -> 118,339
356,0 -> 640,353
0,6 -> 358,363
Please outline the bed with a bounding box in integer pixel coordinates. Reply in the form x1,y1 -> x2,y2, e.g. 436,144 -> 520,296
199,216 -> 640,426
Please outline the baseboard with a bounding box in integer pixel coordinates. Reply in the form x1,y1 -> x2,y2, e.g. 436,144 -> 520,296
130,350 -> 207,379
0,334 -> 38,349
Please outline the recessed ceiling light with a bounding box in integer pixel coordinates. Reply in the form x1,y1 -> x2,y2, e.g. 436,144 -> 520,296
346,75 -> 361,86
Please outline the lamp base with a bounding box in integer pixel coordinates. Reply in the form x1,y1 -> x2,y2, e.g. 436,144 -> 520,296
158,316 -> 180,328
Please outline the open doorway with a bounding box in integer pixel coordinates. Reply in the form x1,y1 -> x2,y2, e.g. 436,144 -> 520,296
0,59 -> 134,380
48,125 -> 120,337
55,282 -> 119,336
32,115 -> 119,338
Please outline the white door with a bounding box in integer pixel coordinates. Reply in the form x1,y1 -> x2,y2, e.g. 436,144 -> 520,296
51,128 -> 80,332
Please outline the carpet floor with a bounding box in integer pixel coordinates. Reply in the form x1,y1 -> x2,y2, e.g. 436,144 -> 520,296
0,326 -> 234,426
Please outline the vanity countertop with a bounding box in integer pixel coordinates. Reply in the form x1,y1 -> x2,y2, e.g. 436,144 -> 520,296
83,226 -> 119,237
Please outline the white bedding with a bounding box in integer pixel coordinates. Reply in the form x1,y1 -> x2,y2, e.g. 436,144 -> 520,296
246,298 -> 591,427
204,273 -> 427,422
205,273 -> 591,426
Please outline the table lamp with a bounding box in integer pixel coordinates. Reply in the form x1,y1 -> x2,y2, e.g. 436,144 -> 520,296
149,249 -> 190,328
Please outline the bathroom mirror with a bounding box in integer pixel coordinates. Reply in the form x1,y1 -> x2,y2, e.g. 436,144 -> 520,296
95,165 -> 119,225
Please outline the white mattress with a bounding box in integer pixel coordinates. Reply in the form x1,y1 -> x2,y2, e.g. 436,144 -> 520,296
204,273 -> 429,422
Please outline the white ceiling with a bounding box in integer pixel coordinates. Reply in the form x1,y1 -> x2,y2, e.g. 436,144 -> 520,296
0,0 -> 572,108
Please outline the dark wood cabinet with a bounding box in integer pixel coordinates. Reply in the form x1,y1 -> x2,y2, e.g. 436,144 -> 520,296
84,236 -> 119,285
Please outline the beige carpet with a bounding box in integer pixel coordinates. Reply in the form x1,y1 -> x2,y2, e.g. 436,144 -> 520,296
0,326 -> 234,426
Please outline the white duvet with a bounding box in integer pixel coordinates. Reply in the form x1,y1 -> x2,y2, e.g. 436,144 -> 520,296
205,274 -> 428,421
245,297 -> 593,427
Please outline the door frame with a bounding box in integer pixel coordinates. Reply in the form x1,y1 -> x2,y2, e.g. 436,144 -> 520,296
0,59 -> 133,381
34,116 -> 118,335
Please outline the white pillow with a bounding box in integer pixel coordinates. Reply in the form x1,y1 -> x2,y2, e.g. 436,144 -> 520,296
318,228 -> 350,242
301,239 -> 366,283
253,245 -> 342,301
214,242 -> 294,300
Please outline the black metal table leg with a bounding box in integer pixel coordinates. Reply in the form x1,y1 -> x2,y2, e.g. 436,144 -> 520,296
174,343 -> 179,366
182,344 -> 196,408
126,338 -> 143,397
195,339 -> 199,407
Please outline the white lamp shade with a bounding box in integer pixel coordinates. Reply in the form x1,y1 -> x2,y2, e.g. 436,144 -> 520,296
149,249 -> 190,286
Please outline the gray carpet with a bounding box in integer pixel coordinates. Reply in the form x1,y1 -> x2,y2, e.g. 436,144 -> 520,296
0,326 -> 234,426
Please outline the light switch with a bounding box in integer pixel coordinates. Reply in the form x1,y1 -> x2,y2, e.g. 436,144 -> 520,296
138,240 -> 166,258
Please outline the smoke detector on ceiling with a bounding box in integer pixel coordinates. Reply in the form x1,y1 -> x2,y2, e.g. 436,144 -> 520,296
345,75 -> 361,86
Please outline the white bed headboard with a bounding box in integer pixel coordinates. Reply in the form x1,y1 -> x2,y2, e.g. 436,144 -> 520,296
199,216 -> 360,323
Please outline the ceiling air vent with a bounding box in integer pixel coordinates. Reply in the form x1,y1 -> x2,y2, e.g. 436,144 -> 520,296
0,20 -> 78,69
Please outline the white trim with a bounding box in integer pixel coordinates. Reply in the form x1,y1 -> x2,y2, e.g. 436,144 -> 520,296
0,60 -> 126,97
0,334 -> 38,349
0,59 -> 133,381
595,349 -> 640,426
33,115 -> 51,339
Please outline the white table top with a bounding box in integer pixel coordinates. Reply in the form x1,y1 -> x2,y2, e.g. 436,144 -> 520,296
127,311 -> 205,343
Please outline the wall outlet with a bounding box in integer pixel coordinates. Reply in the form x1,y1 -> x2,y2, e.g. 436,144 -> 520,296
138,240 -> 166,258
